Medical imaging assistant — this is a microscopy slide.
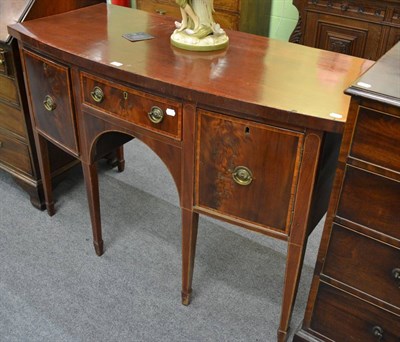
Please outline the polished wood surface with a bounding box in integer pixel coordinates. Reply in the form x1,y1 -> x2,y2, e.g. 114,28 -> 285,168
294,42 -> 400,341
291,0 -> 400,60
9,4 -> 372,133
8,4 -> 373,341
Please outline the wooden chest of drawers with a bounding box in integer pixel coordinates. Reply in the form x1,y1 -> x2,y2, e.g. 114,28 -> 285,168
0,0 -> 103,208
294,42 -> 400,341
291,0 -> 400,60
136,0 -> 271,36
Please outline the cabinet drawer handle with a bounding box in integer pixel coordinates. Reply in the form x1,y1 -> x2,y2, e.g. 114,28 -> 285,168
43,95 -> 57,111
155,9 -> 167,15
232,166 -> 253,186
148,106 -> 164,124
90,86 -> 104,103
392,268 -> 400,282
372,325 -> 384,341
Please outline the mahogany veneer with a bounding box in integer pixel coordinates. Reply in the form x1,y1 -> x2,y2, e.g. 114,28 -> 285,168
8,4 -> 373,341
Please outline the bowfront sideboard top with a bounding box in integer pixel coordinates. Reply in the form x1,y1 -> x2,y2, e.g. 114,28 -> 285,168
8,4 -> 373,341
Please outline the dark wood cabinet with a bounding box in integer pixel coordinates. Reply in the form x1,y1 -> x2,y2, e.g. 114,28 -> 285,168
136,0 -> 271,36
0,0 -> 104,209
291,0 -> 400,60
294,42 -> 400,341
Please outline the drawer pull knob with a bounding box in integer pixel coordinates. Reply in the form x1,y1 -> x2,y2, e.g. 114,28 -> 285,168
90,86 -> 104,103
372,325 -> 384,341
392,268 -> 400,282
148,106 -> 164,124
43,95 -> 57,111
232,166 -> 253,186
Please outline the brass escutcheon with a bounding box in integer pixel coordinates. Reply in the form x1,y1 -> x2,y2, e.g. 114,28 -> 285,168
43,95 -> 57,111
148,106 -> 164,124
232,166 -> 253,186
90,86 -> 104,103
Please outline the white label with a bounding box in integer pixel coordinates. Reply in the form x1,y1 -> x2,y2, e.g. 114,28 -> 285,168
329,112 -> 343,119
357,81 -> 372,88
166,108 -> 176,116
110,61 -> 123,67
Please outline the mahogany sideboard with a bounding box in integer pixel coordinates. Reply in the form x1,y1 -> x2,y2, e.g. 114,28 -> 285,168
0,0 -> 104,209
136,0 -> 271,36
290,0 -> 400,60
8,4 -> 373,341
293,42 -> 400,341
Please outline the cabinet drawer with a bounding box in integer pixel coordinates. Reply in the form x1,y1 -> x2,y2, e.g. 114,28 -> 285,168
0,130 -> 32,175
311,283 -> 400,342
195,110 -> 303,234
81,73 -> 182,140
323,224 -> 400,309
350,106 -> 400,173
22,50 -> 78,155
337,166 -> 400,240
0,74 -> 19,105
0,101 -> 26,138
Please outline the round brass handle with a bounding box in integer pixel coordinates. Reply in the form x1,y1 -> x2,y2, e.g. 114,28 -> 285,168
148,106 -> 164,124
43,95 -> 57,111
392,268 -> 400,281
372,326 -> 384,341
232,166 -> 253,186
90,86 -> 104,103
155,9 -> 167,15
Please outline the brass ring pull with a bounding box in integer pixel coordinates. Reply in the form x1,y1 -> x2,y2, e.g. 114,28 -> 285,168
372,326 -> 384,341
232,166 -> 253,186
43,95 -> 57,111
90,86 -> 104,103
148,106 -> 164,124
392,268 -> 400,282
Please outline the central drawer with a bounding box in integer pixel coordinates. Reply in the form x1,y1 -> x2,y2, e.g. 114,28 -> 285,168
81,73 -> 182,141
195,110 -> 304,234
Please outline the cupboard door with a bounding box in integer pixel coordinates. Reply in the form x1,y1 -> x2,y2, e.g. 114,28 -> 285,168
22,49 -> 78,155
195,110 -> 303,234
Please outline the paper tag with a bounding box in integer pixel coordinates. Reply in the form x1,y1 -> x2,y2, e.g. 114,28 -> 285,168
166,108 -> 176,117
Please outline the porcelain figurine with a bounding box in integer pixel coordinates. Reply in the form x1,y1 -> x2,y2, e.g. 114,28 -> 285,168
171,0 -> 229,51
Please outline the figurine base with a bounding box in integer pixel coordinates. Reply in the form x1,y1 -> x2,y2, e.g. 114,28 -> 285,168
170,29 -> 229,52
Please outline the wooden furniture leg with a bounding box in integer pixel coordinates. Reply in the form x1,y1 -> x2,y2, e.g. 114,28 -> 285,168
278,241 -> 307,342
81,161 -> 103,256
36,134 -> 55,216
181,208 -> 199,305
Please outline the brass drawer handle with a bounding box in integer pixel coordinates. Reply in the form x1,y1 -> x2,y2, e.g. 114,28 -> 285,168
0,58 -> 4,66
232,166 -> 253,186
372,325 -> 384,341
43,95 -> 57,111
90,86 -> 104,103
392,268 -> 400,282
148,106 -> 164,124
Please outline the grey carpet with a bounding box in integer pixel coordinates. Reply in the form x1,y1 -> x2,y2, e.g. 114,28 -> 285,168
0,139 -> 324,342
